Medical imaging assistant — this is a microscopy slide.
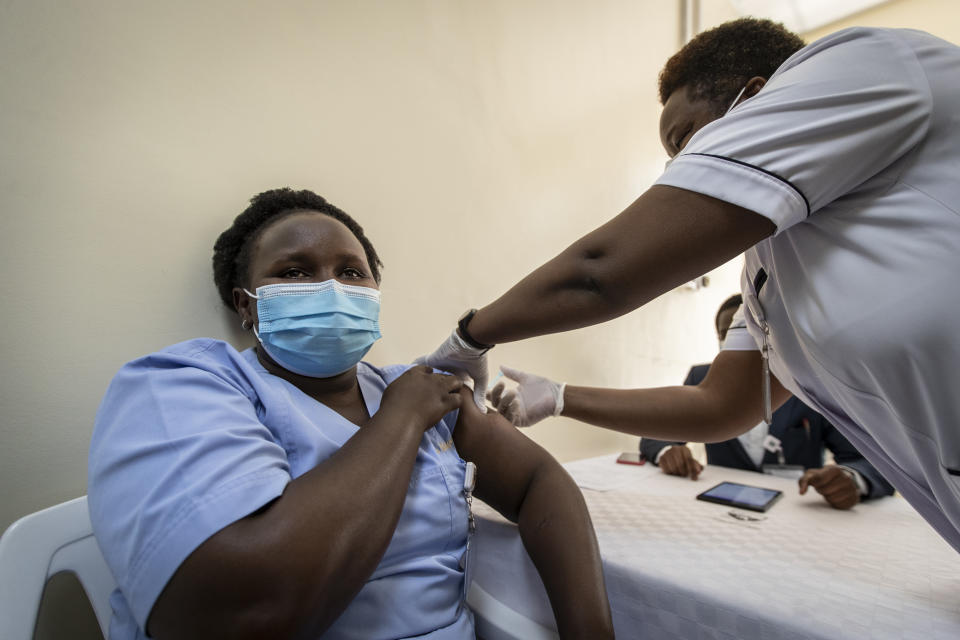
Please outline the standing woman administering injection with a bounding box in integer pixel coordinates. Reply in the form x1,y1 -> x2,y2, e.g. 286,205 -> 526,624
418,19 -> 960,552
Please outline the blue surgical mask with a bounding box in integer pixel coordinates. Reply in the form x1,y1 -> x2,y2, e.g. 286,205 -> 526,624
245,280 -> 382,378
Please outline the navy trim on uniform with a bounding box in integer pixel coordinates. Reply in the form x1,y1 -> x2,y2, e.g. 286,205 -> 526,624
948,468 -> 960,476
753,268 -> 768,296
687,152 -> 811,218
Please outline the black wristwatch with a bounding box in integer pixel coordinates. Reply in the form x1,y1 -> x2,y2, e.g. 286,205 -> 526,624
457,309 -> 494,352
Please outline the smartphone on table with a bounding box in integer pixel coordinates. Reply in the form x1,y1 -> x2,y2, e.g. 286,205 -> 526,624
616,452 -> 645,465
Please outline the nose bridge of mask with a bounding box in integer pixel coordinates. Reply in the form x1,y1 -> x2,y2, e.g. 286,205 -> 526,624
251,279 -> 382,378
253,279 -> 380,302
258,289 -> 380,330
254,281 -> 380,327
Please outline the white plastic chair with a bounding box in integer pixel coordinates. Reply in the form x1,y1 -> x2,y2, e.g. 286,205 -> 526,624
0,496 -> 116,640
467,582 -> 560,640
0,496 -> 559,640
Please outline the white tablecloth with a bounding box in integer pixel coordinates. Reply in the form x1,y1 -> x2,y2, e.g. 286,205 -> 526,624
470,454 -> 960,640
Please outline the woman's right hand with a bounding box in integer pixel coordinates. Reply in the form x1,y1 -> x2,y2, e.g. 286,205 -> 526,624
487,365 -> 566,427
380,365 -> 464,431
413,330 -> 489,412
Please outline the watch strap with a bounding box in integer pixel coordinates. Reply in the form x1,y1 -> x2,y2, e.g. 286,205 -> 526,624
458,309 -> 494,351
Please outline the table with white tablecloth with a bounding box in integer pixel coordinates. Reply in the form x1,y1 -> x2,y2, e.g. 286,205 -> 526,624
468,454 -> 960,640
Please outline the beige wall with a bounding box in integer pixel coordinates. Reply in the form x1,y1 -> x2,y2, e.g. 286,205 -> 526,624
805,0 -> 960,39
0,0 -> 742,538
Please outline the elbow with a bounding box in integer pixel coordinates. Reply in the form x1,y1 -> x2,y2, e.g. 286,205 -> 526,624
151,592 -> 315,640
504,455 -> 567,526
211,590 -> 339,640
241,570 -> 347,640
564,246 -> 625,317
693,388 -> 760,443
701,410 -> 760,443
570,246 -> 606,296
518,459 -> 585,525
150,566 -> 343,640
218,601 -> 305,640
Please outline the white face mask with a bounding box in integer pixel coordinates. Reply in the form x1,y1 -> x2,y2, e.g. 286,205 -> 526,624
664,84 -> 750,171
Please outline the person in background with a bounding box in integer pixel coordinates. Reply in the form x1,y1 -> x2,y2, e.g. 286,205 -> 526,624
639,295 -> 895,510
88,188 -> 613,640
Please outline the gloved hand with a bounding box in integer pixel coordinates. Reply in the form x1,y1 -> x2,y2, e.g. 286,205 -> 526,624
486,365 -> 565,427
414,330 -> 489,412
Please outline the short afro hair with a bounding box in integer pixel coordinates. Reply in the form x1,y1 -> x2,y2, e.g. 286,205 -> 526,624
658,18 -> 805,115
212,188 -> 383,311
715,293 -> 743,339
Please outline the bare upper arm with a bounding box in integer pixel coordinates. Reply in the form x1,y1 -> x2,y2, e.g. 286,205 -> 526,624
452,387 -> 558,522
468,185 -> 776,345
572,185 -> 776,314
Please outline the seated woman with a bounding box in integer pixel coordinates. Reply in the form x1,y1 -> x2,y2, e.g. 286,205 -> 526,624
88,188 -> 614,640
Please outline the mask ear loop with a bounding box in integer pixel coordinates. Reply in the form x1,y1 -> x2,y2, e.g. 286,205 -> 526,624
724,85 -> 749,115
243,289 -> 264,344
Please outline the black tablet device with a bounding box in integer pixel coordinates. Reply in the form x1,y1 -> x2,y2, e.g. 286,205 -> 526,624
696,481 -> 783,512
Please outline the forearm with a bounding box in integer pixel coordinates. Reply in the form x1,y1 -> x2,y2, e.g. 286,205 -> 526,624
259,413 -> 425,628
562,384 -> 757,443
518,462 -> 614,639
467,186 -> 774,345
150,411 -> 425,640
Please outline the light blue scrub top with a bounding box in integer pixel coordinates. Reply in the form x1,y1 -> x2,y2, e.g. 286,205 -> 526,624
88,338 -> 474,639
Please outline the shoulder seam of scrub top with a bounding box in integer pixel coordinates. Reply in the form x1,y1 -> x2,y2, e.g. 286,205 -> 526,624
686,152 -> 811,217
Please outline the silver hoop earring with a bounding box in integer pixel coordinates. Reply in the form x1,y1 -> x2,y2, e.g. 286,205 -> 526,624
241,319 -> 252,331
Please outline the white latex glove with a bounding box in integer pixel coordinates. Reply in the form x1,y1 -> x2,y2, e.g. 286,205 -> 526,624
414,330 -> 488,412
486,365 -> 565,427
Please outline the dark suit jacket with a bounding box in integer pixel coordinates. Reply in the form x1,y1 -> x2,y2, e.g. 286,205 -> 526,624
640,364 -> 894,499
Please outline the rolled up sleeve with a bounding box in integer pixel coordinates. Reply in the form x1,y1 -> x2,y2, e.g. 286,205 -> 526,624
88,344 -> 291,630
